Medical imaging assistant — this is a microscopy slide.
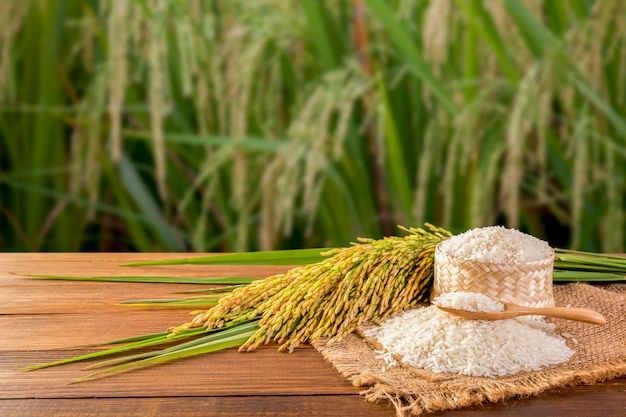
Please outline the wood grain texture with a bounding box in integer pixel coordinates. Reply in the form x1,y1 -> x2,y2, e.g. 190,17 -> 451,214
1,391 -> 625,417
0,397 -> 396,417
2,348 -> 354,399
0,253 -> 285,315
1,253 -> 624,416
0,312 -> 195,349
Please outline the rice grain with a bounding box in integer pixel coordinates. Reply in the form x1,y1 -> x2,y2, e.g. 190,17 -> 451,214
366,294 -> 573,377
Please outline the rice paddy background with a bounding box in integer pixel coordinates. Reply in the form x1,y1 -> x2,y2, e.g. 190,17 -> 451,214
0,0 -> 624,252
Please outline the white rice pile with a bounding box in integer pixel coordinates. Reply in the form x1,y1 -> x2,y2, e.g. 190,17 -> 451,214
365,292 -> 573,377
433,291 -> 503,312
437,226 -> 552,263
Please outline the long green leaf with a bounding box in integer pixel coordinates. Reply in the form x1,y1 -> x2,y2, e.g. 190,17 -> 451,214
556,255 -> 626,269
173,285 -> 245,294
556,249 -> 626,261
18,273 -> 256,285
74,329 -> 257,383
23,328 -> 208,371
504,0 -> 561,59
456,0 -> 519,82
553,271 -> 625,281
365,0 -> 457,113
83,351 -> 157,370
84,321 -> 259,370
120,296 -> 222,308
122,247 -> 332,266
302,0 -> 338,70
555,262 -> 626,274
121,295 -> 224,304
118,155 -> 184,250
124,130 -> 284,152
378,75 -> 413,222
76,326 -> 210,348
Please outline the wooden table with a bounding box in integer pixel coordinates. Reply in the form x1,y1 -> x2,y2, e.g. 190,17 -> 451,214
1,253 -> 624,417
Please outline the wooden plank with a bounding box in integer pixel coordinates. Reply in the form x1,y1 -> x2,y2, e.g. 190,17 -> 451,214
1,254 -> 355,400
0,253 -> 289,314
436,382 -> 626,417
0,396 -> 395,417
1,386 -> 625,417
0,311 -> 195,350
1,348 -> 356,399
0,253 -> 288,282
0,280 -> 211,314
2,253 -> 625,417
0,253 -> 205,261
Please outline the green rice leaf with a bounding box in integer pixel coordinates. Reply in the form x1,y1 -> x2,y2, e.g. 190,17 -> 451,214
119,296 -> 222,308
122,247 -> 332,266
504,0 -> 561,59
23,327 -> 208,371
456,0 -> 520,82
73,327 -> 257,383
118,155 -> 185,250
120,303 -> 219,308
553,271 -> 625,281
77,331 -> 170,348
554,262 -> 626,274
302,0 -> 338,70
378,76 -> 414,222
76,326 -> 208,348
83,351 -> 157,370
555,255 -> 626,271
556,249 -> 626,261
173,285 -> 246,294
84,321 -> 259,370
119,296 -> 223,304
17,273 -> 256,285
123,130 -> 284,152
554,248 -> 625,280
365,0 -> 457,114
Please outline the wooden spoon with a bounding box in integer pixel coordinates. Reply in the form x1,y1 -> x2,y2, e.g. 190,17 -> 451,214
436,301 -> 607,325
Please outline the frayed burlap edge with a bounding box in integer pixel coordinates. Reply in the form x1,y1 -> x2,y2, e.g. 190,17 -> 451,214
313,284 -> 626,416
315,337 -> 626,416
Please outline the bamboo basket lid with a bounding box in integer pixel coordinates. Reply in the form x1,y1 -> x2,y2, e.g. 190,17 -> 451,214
432,245 -> 555,308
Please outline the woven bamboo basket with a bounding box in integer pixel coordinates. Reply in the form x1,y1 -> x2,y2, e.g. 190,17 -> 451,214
432,245 -> 555,308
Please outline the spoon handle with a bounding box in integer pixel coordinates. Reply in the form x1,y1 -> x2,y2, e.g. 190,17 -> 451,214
527,307 -> 606,325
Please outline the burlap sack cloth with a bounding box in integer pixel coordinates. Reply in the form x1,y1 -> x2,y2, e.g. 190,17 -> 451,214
314,283 -> 626,416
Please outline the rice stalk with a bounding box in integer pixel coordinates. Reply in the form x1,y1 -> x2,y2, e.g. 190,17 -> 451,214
2,0 -> 625,253
175,224 -> 451,352
0,0 -> 29,101
422,0 -> 452,74
105,0 -> 129,161
147,0 -> 169,200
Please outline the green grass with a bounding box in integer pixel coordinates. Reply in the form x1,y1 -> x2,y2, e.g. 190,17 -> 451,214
18,274 -> 256,285
1,0 -> 624,252
23,321 -> 259,382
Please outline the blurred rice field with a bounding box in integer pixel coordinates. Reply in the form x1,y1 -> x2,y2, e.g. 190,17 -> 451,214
0,0 -> 624,252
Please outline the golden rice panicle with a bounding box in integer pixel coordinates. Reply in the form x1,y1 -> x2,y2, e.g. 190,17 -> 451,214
175,224 -> 451,352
